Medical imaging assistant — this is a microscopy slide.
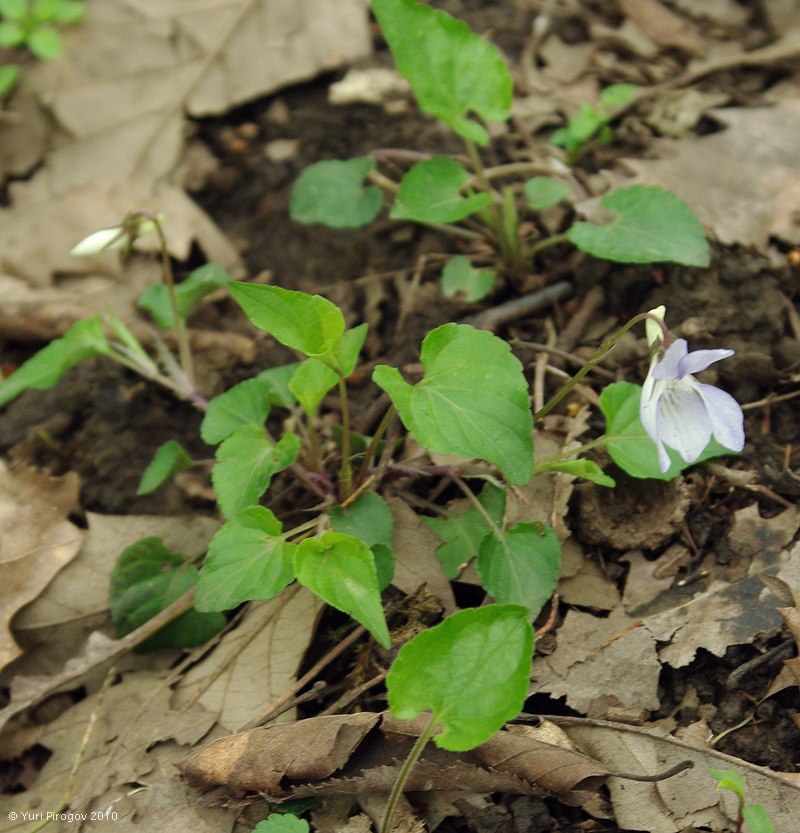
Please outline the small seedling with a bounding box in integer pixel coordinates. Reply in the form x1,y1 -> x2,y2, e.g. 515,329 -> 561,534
289,3 -> 685,291
253,813 -> 309,833
0,0 -> 85,58
551,83 -> 637,163
709,769 -> 776,833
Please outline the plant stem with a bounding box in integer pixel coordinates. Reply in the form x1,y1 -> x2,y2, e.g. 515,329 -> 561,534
526,232 -> 569,259
533,312 -> 670,423
452,474 -> 504,540
529,436 -> 608,477
306,418 -> 323,472
355,404 -> 397,487
338,375 -> 353,500
381,712 -> 440,833
464,138 -> 523,274
148,214 -> 195,385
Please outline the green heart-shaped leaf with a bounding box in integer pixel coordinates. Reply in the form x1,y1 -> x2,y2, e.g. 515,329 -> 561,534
195,507 -> 296,611
391,158 -> 492,223
567,185 -> 710,267
212,426 -> 299,517
290,157 -> 382,228
229,283 -> 345,359
386,604 -> 533,750
423,482 -> 505,578
372,0 -> 512,145
477,522 -> 561,618
294,532 -> 390,647
373,324 -> 533,485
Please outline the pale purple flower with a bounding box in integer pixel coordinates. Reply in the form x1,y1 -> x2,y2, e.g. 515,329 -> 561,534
640,338 -> 745,472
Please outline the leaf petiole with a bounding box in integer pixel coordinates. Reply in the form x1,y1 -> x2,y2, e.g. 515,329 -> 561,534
381,711 -> 440,833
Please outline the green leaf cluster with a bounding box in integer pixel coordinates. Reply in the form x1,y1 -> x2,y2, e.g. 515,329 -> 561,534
284,5 -> 709,280
551,83 -> 636,160
109,537 -> 225,651
708,770 -> 775,833
196,511 -> 391,648
254,815 -> 309,833
0,0 -> 86,60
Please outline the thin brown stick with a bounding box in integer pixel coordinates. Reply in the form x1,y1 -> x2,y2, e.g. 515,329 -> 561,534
319,671 -> 388,716
242,625 -> 367,729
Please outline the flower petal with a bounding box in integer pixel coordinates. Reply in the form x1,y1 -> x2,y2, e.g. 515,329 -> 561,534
676,348 -> 735,378
657,381 -> 713,464
651,339 -> 688,381
693,381 -> 745,452
639,365 -> 672,471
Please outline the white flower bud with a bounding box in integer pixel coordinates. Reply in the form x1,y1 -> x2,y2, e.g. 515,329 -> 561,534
70,226 -> 127,257
645,305 -> 666,349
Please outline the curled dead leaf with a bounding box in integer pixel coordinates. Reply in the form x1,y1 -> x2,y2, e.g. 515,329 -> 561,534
178,711 -> 687,805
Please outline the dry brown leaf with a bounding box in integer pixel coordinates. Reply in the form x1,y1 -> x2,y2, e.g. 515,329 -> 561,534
531,606 -> 662,717
621,548 -> 686,614
4,671 -> 222,833
0,91 -> 48,181
558,538 -> 620,610
617,99 -> 800,248
178,711 -> 615,803
618,0 -> 706,54
172,585 -> 323,732
551,715 -> 800,833
77,743 -> 237,833
0,462 -> 84,674
534,531 -> 800,718
0,0 -> 371,290
1,177 -> 242,289
760,573 -> 800,689
13,0 -> 369,184
670,0 -> 749,28
387,497 -> 457,614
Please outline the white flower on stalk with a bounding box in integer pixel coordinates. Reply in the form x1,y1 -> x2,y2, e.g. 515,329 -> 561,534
70,215 -> 161,257
70,226 -> 128,257
640,308 -> 744,472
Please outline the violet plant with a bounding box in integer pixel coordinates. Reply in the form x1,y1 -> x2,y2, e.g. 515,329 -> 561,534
0,0 -> 750,818
0,219 -> 744,664
0,212 -> 745,827
290,0 -> 709,295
